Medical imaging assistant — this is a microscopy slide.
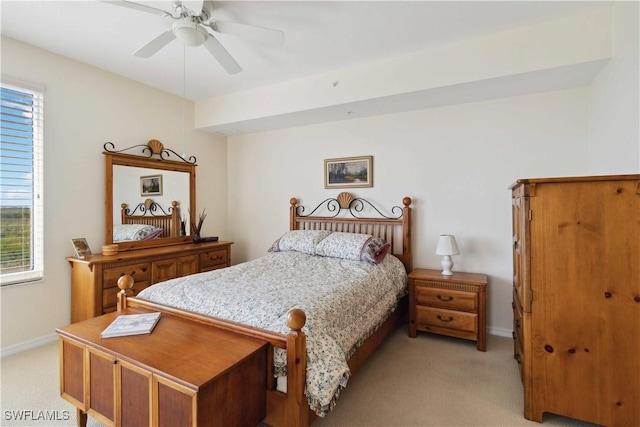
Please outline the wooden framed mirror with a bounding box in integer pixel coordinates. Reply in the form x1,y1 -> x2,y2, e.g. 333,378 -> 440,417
104,140 -> 196,252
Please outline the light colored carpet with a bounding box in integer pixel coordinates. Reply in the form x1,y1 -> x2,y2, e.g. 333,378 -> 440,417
1,324 -> 598,427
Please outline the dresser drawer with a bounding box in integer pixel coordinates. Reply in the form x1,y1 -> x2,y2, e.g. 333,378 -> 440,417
103,281 -> 151,310
414,284 -> 477,312
103,263 -> 150,289
415,306 -> 477,333
200,249 -> 228,270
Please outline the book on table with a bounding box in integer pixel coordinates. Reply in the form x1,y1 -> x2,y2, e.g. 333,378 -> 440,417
101,312 -> 162,338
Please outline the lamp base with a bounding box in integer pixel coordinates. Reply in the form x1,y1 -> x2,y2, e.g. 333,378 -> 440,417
441,255 -> 454,276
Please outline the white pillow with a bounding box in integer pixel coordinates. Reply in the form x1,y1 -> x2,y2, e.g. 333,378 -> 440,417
268,230 -> 332,255
315,232 -> 390,264
113,224 -> 163,242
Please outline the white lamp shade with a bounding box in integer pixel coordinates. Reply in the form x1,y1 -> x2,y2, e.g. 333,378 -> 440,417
435,235 -> 460,256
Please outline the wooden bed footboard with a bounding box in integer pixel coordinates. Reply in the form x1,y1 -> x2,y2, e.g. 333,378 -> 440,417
116,275 -> 312,427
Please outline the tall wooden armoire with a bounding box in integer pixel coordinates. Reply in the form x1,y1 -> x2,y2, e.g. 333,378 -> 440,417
510,174 -> 639,426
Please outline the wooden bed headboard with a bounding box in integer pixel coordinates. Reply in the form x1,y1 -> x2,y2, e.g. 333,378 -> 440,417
290,192 -> 412,271
120,199 -> 180,238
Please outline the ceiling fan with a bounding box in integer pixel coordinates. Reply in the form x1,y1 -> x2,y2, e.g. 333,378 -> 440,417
102,0 -> 285,74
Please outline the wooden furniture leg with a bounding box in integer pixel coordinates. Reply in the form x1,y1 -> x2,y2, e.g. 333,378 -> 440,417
76,409 -> 87,427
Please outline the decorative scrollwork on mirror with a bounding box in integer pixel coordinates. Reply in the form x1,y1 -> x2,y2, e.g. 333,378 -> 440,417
104,140 -> 197,252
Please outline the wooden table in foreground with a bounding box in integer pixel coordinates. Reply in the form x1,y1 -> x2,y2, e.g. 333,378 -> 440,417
57,308 -> 268,427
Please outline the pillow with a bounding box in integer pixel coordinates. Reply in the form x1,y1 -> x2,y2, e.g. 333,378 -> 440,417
137,226 -> 164,240
113,224 -> 164,242
315,232 -> 391,264
365,239 -> 391,264
268,230 -> 332,255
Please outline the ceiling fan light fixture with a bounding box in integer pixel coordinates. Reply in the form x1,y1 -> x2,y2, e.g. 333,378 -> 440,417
172,20 -> 208,47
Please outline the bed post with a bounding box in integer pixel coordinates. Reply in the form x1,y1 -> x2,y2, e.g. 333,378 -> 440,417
284,308 -> 309,427
116,275 -> 135,311
289,198 -> 299,231
402,197 -> 412,272
170,200 -> 180,237
121,203 -> 128,225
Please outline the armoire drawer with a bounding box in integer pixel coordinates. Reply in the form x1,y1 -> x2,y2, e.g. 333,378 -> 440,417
512,290 -> 524,383
512,289 -> 524,346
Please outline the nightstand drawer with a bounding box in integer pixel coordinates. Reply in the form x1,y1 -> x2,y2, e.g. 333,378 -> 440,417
414,284 -> 477,312
415,306 -> 477,333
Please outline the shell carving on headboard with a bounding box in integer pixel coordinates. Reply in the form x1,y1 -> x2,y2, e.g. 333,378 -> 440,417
336,192 -> 354,209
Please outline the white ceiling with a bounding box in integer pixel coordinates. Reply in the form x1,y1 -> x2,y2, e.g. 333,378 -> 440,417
1,1 -> 613,102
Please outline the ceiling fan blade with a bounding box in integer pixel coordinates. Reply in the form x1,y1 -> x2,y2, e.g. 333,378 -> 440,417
210,20 -> 285,45
182,0 -> 204,16
100,0 -> 172,17
203,36 -> 242,75
134,31 -> 177,58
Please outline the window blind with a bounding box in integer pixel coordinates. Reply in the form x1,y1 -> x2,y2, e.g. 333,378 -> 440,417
0,83 -> 44,286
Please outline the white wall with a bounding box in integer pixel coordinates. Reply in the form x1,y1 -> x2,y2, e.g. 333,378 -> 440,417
226,87 -> 590,334
587,1 -> 640,172
0,37 -> 228,351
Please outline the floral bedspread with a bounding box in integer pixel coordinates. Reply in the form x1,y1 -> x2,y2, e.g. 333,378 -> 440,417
136,251 -> 407,416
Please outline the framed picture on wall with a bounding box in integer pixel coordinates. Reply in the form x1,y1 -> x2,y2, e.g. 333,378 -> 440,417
324,156 -> 373,189
140,174 -> 163,196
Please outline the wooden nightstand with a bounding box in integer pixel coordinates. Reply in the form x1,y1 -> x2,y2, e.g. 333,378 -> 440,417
408,268 -> 488,351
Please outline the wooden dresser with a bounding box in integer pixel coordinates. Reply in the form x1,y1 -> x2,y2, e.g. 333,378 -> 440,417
67,241 -> 232,323
408,268 -> 488,351
511,174 -> 639,426
58,307 -> 267,427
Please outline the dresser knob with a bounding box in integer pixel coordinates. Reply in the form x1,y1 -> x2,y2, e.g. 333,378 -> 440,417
437,315 -> 454,322
437,295 -> 453,302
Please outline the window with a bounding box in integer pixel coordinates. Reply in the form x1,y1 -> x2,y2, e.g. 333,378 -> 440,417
0,81 -> 44,286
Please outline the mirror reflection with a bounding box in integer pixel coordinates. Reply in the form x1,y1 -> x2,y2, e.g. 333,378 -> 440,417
112,165 -> 190,242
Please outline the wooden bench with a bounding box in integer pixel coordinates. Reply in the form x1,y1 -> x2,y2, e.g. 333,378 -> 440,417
57,308 -> 268,427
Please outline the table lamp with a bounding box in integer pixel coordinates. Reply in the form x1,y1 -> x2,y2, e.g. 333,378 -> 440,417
435,234 -> 460,276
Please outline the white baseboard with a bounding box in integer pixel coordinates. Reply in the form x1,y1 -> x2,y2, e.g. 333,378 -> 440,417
488,326 -> 513,338
1,333 -> 58,358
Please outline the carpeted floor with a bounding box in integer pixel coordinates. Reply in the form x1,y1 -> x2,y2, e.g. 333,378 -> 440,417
1,324 -> 598,427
